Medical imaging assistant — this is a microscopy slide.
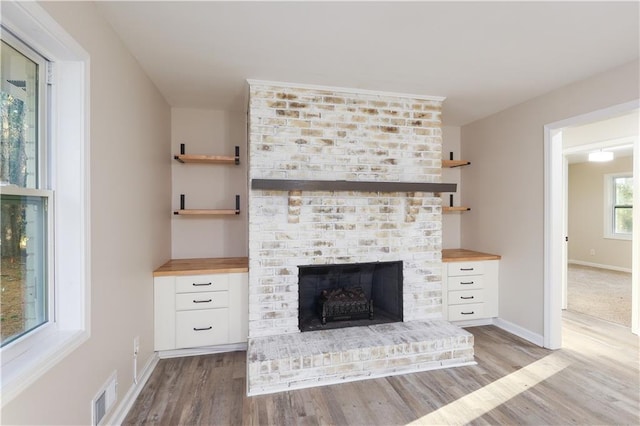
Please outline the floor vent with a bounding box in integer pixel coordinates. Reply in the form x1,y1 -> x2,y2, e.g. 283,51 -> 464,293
92,371 -> 117,426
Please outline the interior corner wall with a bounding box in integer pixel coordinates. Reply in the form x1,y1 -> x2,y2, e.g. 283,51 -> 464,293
170,108 -> 248,259
568,157 -> 633,270
1,2 -> 171,425
460,59 -> 640,337
442,125 -> 462,249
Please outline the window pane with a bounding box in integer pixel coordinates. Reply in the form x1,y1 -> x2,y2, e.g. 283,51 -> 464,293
1,194 -> 48,346
1,40 -> 39,189
614,177 -> 633,206
614,206 -> 632,234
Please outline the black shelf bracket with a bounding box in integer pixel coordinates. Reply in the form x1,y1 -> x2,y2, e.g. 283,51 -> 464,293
234,146 -> 240,165
174,143 -> 186,162
448,151 -> 471,167
235,194 -> 240,214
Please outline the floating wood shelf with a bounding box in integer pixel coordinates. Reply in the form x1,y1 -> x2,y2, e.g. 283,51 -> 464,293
174,144 -> 240,165
443,193 -> 469,212
252,179 -> 457,193
442,159 -> 471,168
174,194 -> 240,216
442,151 -> 470,168
443,206 -> 471,213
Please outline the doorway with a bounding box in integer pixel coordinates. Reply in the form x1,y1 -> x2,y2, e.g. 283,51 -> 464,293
544,101 -> 640,349
563,125 -> 635,327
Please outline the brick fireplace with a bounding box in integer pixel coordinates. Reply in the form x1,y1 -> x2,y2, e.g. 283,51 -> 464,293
246,81 -> 474,395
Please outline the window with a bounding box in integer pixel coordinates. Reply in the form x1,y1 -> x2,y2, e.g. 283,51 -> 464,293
1,1 -> 90,404
1,36 -> 52,348
605,173 -> 633,239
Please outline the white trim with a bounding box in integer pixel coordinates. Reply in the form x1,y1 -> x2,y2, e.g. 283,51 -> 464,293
493,318 -> 544,347
543,127 -> 564,349
449,318 -> 494,328
104,353 -> 159,426
246,79 -> 446,102
568,259 -> 632,274
157,342 -> 248,359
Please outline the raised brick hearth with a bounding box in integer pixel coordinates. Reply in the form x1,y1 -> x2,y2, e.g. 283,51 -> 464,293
246,81 -> 474,394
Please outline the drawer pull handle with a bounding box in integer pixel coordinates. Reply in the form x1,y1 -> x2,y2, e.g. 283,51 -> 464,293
192,282 -> 212,287
460,268 -> 474,271
460,281 -> 474,285
460,296 -> 474,300
193,299 -> 212,304
461,311 -> 475,315
193,326 -> 213,331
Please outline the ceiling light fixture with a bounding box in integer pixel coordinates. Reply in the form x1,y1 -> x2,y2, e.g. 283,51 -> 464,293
588,150 -> 614,162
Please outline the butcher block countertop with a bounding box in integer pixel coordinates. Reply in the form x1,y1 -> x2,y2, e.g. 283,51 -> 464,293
442,249 -> 501,262
153,257 -> 249,277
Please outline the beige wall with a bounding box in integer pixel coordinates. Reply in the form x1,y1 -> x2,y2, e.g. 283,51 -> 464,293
1,2 -> 171,425
442,125 -> 462,249
461,59 -> 639,336
568,157 -> 633,270
171,108 -> 248,259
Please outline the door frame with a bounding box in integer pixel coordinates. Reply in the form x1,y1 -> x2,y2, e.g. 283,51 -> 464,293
544,99 -> 640,349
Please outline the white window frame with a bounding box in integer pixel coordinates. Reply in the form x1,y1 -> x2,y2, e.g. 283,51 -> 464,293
1,1 -> 90,406
1,29 -> 53,348
604,172 -> 633,240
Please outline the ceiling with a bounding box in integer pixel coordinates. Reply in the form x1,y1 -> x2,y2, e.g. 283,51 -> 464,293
563,109 -> 638,164
98,1 -> 639,126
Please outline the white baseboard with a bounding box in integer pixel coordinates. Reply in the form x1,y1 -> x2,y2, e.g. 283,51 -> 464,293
105,352 -> 159,426
568,259 -> 632,273
493,318 -> 544,347
158,342 -> 248,359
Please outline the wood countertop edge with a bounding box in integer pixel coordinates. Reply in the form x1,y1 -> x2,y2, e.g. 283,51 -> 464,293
442,248 -> 501,262
153,257 -> 249,277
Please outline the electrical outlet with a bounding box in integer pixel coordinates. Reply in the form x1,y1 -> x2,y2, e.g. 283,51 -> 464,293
589,249 -> 596,256
133,336 -> 139,356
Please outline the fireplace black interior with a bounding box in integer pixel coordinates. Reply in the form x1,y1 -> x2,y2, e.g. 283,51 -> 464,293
298,260 -> 403,332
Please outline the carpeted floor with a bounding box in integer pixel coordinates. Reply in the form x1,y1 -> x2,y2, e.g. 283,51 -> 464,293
567,264 -> 632,327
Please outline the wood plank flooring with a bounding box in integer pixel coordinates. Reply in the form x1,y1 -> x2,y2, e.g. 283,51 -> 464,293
124,311 -> 639,425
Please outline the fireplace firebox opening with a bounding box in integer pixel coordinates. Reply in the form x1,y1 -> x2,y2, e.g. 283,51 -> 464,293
298,260 -> 403,332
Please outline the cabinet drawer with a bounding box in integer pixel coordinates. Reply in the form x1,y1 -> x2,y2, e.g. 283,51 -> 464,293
447,262 -> 484,276
448,303 -> 484,321
175,309 -> 229,348
175,291 -> 229,311
448,289 -> 483,305
448,275 -> 483,291
175,274 -> 229,293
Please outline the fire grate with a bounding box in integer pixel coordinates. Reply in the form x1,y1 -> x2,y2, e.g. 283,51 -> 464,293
318,286 -> 373,325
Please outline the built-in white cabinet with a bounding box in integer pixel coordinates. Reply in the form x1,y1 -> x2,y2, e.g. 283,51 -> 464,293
154,270 -> 248,352
442,250 -> 499,324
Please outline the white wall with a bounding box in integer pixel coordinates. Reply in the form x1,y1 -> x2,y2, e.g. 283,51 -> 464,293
171,108 -> 248,258
1,2 -> 171,425
461,59 -> 639,336
442,125 -> 462,249
568,157 -> 633,270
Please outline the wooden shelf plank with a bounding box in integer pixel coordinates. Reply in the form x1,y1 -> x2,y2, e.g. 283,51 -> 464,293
442,159 -> 470,168
252,179 -> 457,193
174,154 -> 236,164
443,206 -> 471,212
174,209 -> 240,215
